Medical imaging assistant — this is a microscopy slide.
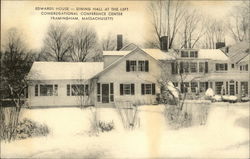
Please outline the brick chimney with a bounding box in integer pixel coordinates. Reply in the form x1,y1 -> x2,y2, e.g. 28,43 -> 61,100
160,36 -> 168,52
216,42 -> 226,49
117,34 -> 123,51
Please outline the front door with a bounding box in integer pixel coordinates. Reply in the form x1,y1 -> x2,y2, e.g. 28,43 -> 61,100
229,84 -> 235,95
102,84 -> 109,103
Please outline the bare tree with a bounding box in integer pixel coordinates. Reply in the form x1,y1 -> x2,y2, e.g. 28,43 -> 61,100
148,0 -> 186,49
1,28 -> 34,141
227,1 -> 250,42
179,9 -> 206,49
203,19 -> 226,49
40,23 -> 71,61
69,25 -> 98,62
101,33 -> 116,51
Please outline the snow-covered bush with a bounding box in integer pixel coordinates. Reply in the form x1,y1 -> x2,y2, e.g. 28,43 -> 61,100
15,118 -> 49,139
98,121 -> 114,132
222,95 -> 237,103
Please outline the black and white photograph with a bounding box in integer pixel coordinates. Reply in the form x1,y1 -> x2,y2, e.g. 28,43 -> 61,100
1,0 -> 249,158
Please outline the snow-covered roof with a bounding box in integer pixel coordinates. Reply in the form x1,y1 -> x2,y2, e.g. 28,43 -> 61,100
120,43 -> 138,51
142,49 -> 175,60
103,51 -> 130,56
198,49 -> 228,61
225,41 -> 249,63
28,62 -> 104,80
103,48 -> 175,60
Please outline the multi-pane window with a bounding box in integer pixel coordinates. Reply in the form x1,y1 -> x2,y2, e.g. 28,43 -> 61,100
199,62 -> 205,73
181,51 -> 189,57
191,82 -> 198,93
130,61 -> 137,71
138,61 -> 145,71
215,82 -> 223,95
190,62 -> 197,73
127,60 -> 149,72
183,62 -> 189,73
215,63 -> 228,71
141,83 -> 155,95
120,84 -> 135,95
199,82 -> 208,92
180,82 -> 189,93
71,84 -> 85,96
241,82 -> 248,96
190,51 -> 198,58
240,64 -> 248,71
40,84 -> 54,96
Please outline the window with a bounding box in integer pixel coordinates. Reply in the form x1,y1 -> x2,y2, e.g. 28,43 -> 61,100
226,82 -> 228,94
130,60 -> 137,71
191,82 -> 198,93
127,60 -> 148,72
181,51 -> 189,57
138,61 -> 145,71
35,84 -> 38,96
215,82 -> 223,95
181,82 -> 189,93
97,83 -> 101,102
171,62 -> 178,74
141,83 -> 155,95
240,64 -> 248,71
241,82 -> 248,96
120,84 -> 135,95
67,85 -> 70,96
231,64 -> 234,68
40,84 -> 54,96
199,82 -> 208,92
190,51 -> 198,58
199,62 -> 205,73
71,84 -> 84,96
173,82 -> 178,87
215,63 -> 228,71
183,62 -> 189,73
190,62 -> 197,73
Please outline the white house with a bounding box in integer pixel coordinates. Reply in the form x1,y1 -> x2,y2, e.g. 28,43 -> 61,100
27,36 -> 249,107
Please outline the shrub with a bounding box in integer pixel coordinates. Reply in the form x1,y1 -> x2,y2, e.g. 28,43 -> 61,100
15,118 -> 49,140
98,121 -> 114,132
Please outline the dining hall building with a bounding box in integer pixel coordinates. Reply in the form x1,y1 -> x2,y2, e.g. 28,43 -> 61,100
27,36 -> 249,107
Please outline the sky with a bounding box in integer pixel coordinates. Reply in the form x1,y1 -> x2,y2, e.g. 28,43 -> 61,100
1,0 -> 241,51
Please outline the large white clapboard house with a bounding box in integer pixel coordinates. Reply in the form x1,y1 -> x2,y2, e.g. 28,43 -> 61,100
27,35 -> 249,107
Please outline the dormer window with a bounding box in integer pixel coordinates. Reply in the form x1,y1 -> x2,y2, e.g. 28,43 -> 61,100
181,51 -> 189,57
181,50 -> 198,58
190,51 -> 198,58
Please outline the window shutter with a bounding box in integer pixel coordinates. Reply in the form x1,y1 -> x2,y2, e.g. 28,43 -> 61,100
225,63 -> 228,71
97,83 -> 100,94
145,60 -> 149,72
180,62 -> 183,74
171,62 -> 175,74
152,83 -> 155,95
35,84 -> 38,96
205,82 -> 208,91
110,83 -> 114,94
126,60 -> 130,72
205,62 -> 208,73
85,84 -> 89,96
131,84 -> 135,95
120,84 -> 123,95
141,84 -> 145,95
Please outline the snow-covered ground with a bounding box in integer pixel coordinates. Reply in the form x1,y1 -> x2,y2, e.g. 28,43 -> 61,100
1,102 -> 249,158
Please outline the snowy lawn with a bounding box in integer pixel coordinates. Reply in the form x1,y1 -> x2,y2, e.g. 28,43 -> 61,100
1,102 -> 249,158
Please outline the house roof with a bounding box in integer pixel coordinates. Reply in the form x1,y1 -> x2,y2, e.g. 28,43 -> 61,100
120,43 -> 138,51
27,62 -> 104,80
238,54 -> 250,63
225,41 -> 250,63
103,47 -> 175,60
94,47 -> 164,78
198,49 -> 228,61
